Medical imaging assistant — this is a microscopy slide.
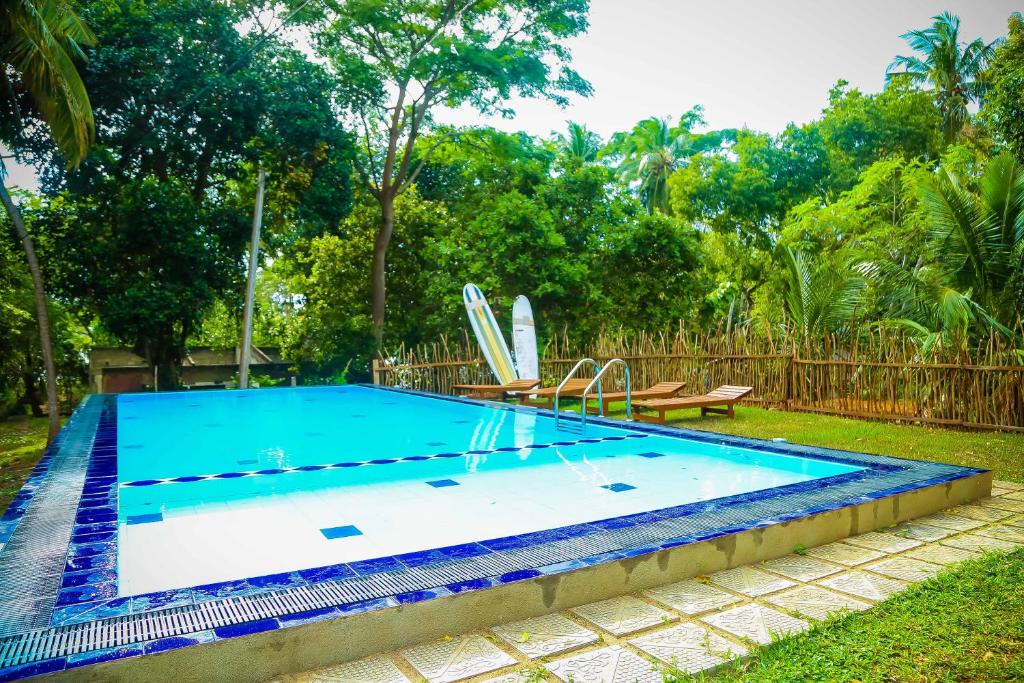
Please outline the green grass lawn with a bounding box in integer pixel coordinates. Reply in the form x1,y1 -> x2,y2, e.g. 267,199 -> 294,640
0,416 -> 52,513
667,548 -> 1024,683
595,404 -> 1024,482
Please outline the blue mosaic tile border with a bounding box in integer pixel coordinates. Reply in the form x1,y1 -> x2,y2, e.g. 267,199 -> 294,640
0,386 -> 987,681
53,399 -> 121,618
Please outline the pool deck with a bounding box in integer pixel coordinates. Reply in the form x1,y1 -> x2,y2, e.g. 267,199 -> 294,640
279,480 -> 1024,683
0,388 -> 997,681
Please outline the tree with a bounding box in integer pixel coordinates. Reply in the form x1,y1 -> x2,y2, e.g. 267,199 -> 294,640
817,80 -> 942,192
780,247 -> 864,341
917,152 -> 1023,325
24,0 -> 354,388
311,0 -> 592,342
603,109 -> 731,214
1,0 -> 94,440
982,13 -> 1024,161
558,121 -> 601,163
863,152 -> 1023,342
887,12 -> 999,142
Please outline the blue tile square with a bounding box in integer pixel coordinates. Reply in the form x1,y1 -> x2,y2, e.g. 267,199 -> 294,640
638,451 -> 666,458
348,555 -> 404,575
601,482 -> 636,493
298,563 -> 356,583
126,513 -> 163,525
320,524 -> 362,539
426,479 -> 460,488
213,618 -> 279,639
245,571 -> 304,591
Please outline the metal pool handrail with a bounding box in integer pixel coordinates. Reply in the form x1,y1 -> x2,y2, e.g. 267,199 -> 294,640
554,357 -> 601,431
581,359 -> 631,433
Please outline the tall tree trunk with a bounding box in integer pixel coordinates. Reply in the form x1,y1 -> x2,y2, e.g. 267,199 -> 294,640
20,350 -> 44,418
1,183 -> 61,441
371,193 -> 395,344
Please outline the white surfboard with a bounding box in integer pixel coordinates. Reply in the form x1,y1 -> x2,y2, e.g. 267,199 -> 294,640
463,284 -> 517,385
511,295 -> 539,380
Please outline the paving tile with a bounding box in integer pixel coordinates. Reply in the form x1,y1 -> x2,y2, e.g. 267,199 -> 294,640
760,555 -> 843,582
864,557 -> 945,582
302,656 -> 411,683
914,513 -> 986,532
763,585 -> 871,621
701,604 -> 808,645
976,497 -> 1024,513
992,479 -> 1024,491
903,544 -> 980,566
887,522 -> 955,542
842,531 -> 921,554
976,525 -> 1024,543
1005,516 -> 1024,529
547,645 -> 662,683
401,635 -> 517,683
940,533 -> 1021,554
643,580 -> 742,615
629,623 -> 747,674
817,570 -> 909,602
708,566 -> 794,597
476,672 -> 531,683
976,495 -> 1024,509
804,542 -> 884,567
947,505 -> 1014,522
570,596 -> 676,635
491,613 -> 598,659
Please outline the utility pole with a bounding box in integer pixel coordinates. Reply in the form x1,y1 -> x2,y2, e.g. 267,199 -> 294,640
238,167 -> 266,389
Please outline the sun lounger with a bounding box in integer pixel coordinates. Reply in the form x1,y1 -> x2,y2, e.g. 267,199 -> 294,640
452,378 -> 540,399
511,378 -> 590,407
584,381 -> 686,415
633,385 -> 753,423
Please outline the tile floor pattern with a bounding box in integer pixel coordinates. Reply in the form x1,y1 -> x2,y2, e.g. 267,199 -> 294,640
279,483 -> 1023,683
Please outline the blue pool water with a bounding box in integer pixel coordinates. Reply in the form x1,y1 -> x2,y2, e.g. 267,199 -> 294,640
115,386 -> 863,594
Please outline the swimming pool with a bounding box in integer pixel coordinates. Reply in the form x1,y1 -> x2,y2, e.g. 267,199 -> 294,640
0,385 -> 988,681
116,386 -> 863,594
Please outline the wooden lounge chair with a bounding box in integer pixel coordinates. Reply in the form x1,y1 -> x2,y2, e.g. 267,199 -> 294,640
633,385 -> 753,424
584,381 -> 686,415
452,378 -> 540,399
511,378 -> 590,408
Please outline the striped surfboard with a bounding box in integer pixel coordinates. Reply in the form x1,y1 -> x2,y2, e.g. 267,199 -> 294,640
463,284 -> 517,385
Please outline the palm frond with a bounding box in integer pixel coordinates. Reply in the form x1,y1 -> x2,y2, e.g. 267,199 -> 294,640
1,0 -> 95,165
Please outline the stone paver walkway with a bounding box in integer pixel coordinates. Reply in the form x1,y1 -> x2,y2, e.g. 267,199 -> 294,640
279,481 -> 1024,683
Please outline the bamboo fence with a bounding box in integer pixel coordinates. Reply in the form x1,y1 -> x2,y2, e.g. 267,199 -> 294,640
373,326 -> 1024,432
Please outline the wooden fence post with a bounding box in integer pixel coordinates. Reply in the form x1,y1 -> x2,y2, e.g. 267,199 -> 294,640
371,358 -> 381,385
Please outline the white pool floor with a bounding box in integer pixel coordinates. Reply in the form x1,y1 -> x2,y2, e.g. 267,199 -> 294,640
119,446 -> 836,595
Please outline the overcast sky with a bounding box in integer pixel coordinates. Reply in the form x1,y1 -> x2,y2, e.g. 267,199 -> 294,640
440,0 -> 1020,139
4,1 -> 1019,189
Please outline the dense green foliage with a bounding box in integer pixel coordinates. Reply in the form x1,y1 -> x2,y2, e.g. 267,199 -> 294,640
8,0 -> 355,388
2,6 -> 1024,396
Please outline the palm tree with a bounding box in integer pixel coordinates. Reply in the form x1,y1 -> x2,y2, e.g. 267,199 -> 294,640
918,152 -> 1023,325
780,247 -> 864,341
887,12 -> 999,142
603,111 -> 728,214
559,121 -> 601,163
864,152 -> 1023,345
1,0 -> 95,441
